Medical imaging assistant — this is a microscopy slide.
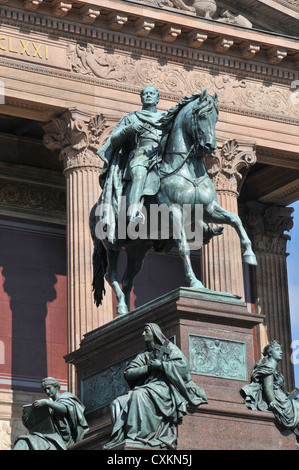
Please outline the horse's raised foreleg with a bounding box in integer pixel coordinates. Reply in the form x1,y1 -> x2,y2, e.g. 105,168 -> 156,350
171,207 -> 205,289
122,243 -> 150,311
106,248 -> 128,315
204,202 -> 257,265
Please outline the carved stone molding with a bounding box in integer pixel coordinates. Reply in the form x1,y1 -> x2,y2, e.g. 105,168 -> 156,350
244,200 -> 294,254
42,109 -> 113,174
205,139 -> 256,195
0,178 -> 66,214
65,45 -> 299,122
0,1 -> 298,68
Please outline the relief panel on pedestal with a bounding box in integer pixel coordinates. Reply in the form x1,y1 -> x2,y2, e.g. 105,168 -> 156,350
189,334 -> 247,381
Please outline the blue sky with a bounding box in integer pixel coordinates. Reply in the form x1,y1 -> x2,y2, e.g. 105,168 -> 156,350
287,200 -> 299,387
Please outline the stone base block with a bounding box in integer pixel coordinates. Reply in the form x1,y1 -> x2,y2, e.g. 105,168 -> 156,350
66,287 -> 297,450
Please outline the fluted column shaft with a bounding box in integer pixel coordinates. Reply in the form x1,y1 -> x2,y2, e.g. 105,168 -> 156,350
43,109 -> 114,392
244,201 -> 294,390
202,190 -> 244,297
202,139 -> 256,299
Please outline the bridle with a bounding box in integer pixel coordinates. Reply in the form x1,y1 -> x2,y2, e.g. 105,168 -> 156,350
159,98 -> 213,184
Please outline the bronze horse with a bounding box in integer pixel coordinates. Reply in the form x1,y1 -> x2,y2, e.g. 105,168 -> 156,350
90,89 -> 257,314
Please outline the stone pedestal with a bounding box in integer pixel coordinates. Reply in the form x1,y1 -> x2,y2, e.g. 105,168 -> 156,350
65,288 -> 297,450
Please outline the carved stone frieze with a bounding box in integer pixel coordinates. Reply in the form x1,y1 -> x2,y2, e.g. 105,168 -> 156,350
43,109 -> 112,173
244,201 -> 294,254
0,178 -> 66,214
66,45 -> 299,121
205,139 -> 256,195
66,44 -> 120,80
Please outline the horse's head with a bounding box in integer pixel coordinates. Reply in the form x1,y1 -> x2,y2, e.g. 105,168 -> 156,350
190,88 -> 218,154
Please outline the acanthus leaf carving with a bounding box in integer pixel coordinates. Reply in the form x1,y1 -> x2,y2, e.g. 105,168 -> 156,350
43,109 -> 113,173
205,139 -> 256,194
244,201 -> 294,255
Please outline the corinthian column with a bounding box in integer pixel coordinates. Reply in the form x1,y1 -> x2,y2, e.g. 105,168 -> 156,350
244,201 -> 294,390
43,109 -> 114,391
202,139 -> 256,299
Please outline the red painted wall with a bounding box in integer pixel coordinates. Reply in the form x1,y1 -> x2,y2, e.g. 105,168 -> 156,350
0,220 -> 67,391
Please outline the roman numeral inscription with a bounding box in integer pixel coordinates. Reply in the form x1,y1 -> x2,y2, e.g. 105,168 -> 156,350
0,35 -> 49,60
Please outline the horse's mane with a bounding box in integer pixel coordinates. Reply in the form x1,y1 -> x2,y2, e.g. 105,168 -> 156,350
158,92 -> 202,132
157,89 -> 217,154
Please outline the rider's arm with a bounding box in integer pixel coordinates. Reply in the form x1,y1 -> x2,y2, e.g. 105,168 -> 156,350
110,121 -> 135,149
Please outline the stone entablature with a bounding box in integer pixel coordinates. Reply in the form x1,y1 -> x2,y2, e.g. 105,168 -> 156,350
0,1 -> 299,131
0,0 -> 298,70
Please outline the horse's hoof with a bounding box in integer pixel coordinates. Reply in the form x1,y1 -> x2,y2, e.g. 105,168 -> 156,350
243,252 -> 258,266
117,305 -> 129,315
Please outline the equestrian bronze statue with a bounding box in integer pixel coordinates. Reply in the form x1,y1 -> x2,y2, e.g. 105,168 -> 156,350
90,87 -> 257,314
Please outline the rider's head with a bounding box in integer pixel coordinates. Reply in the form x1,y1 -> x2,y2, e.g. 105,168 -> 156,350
140,87 -> 160,110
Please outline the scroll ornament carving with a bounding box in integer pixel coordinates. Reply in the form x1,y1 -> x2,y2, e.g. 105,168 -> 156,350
244,201 -> 294,254
0,179 -> 66,214
67,46 -> 299,120
205,139 -> 256,195
43,111 -> 112,172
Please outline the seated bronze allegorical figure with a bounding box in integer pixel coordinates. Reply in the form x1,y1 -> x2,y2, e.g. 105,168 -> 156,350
241,340 -> 299,441
104,323 -> 207,450
13,377 -> 89,450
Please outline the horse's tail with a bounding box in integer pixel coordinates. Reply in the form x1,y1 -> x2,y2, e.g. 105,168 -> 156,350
90,203 -> 107,307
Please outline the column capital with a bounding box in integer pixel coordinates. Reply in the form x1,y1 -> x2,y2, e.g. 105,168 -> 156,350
42,108 -> 114,175
244,201 -> 294,255
206,139 -> 256,195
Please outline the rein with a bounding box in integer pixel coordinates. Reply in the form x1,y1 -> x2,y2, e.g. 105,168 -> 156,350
159,105 -> 204,183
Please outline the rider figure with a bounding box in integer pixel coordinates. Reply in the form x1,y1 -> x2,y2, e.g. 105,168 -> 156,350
109,86 -> 164,222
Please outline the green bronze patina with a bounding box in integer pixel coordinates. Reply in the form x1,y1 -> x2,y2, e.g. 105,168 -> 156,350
13,377 -> 89,450
241,340 -> 299,440
90,87 -> 257,314
189,334 -> 247,381
103,323 -> 207,450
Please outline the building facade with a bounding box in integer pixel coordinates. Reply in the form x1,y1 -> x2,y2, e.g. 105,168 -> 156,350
0,0 -> 298,449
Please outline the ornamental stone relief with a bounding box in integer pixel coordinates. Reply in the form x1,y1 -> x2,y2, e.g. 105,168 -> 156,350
67,43 -> 299,120
244,201 -> 294,255
0,179 -> 66,214
43,110 -> 113,172
82,358 -> 132,413
206,139 -> 256,195
189,334 -> 247,381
